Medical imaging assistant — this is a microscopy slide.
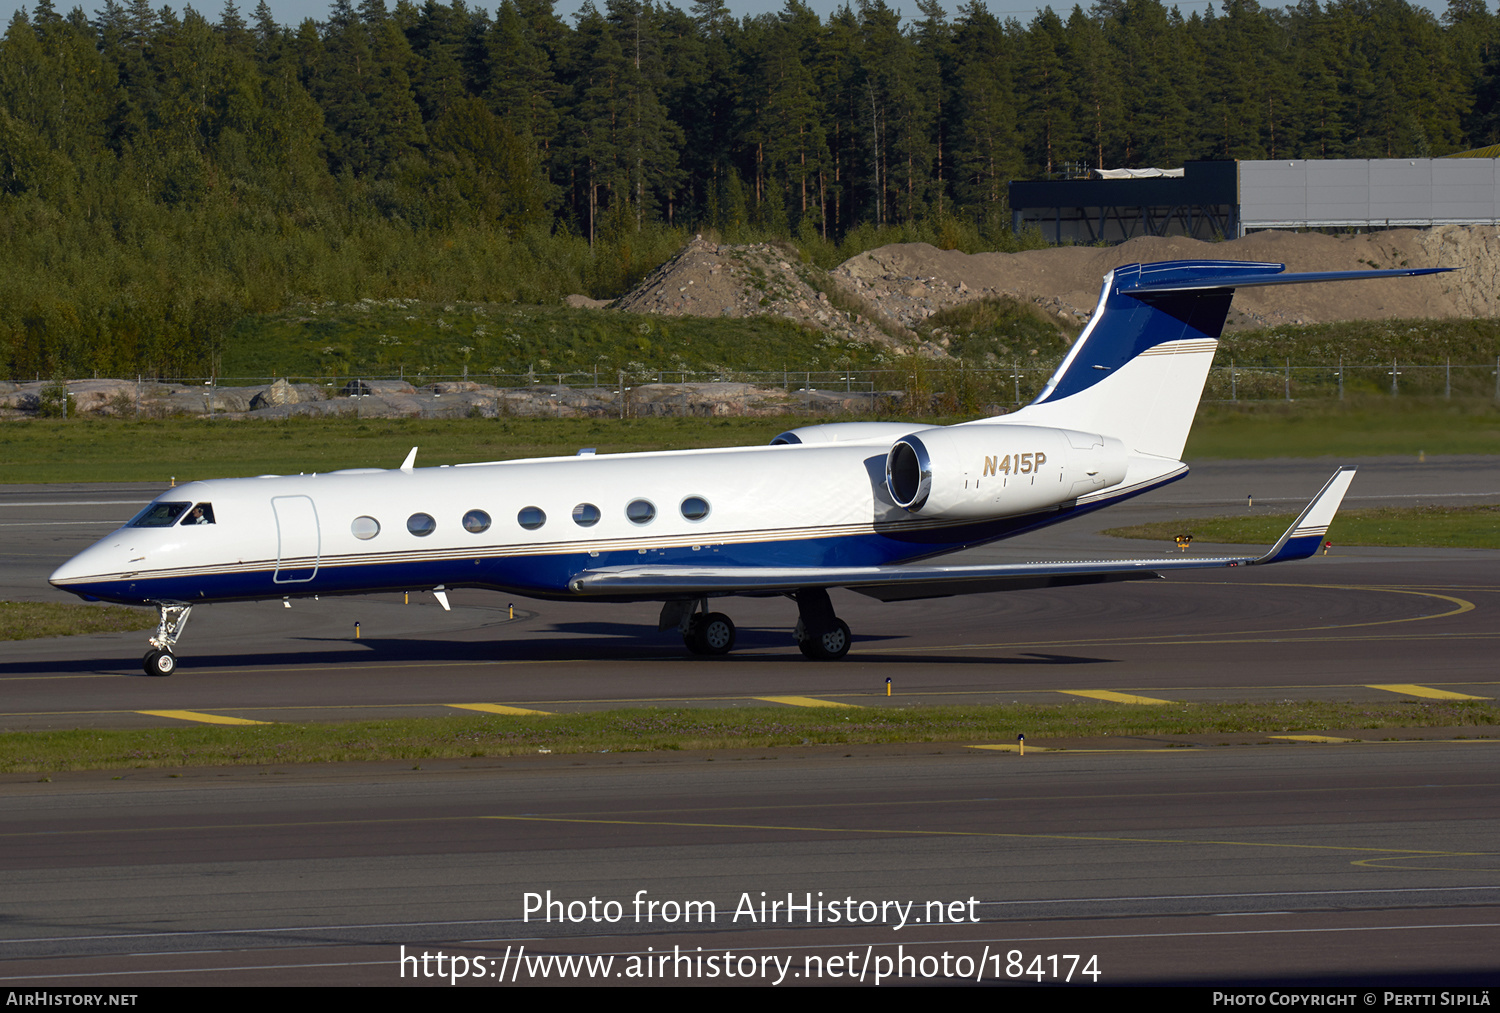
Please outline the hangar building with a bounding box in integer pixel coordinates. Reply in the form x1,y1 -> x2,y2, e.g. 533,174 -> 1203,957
1008,157 -> 1500,244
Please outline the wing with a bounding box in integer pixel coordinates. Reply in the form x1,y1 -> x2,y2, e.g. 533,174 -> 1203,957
569,468 -> 1357,602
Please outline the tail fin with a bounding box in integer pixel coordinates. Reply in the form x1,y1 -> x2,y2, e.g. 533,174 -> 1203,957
1002,260 -> 1449,460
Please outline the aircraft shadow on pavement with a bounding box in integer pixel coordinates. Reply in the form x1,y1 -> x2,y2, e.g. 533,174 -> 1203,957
1,635 -> 1116,676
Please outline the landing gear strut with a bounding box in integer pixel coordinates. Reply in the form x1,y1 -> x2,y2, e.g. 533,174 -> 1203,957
143,602 -> 192,676
792,588 -> 851,660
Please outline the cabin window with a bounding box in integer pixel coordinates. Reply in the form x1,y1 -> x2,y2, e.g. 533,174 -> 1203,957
351,516 -> 380,540
572,503 -> 601,527
680,496 -> 710,521
128,502 -> 189,528
517,506 -> 546,530
626,499 -> 655,525
179,502 -> 215,525
407,513 -> 436,537
463,509 -> 491,534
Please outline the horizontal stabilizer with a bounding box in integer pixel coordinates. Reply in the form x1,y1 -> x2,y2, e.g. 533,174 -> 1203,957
1121,265 -> 1452,296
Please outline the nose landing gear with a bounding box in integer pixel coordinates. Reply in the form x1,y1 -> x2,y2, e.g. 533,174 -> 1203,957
142,602 -> 192,676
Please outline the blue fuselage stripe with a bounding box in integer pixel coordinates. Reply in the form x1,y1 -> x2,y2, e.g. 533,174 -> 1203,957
64,474 -> 1183,605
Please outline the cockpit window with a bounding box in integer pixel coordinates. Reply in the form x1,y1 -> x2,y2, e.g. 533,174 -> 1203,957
180,503 -> 215,525
129,502 -> 190,528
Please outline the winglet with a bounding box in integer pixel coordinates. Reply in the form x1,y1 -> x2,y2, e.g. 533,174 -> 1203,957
400,446 -> 418,472
1250,467 -> 1356,565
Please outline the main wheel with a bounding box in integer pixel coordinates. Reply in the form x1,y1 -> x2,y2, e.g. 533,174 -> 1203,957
143,648 -> 176,677
799,619 -> 851,661
685,612 -> 736,656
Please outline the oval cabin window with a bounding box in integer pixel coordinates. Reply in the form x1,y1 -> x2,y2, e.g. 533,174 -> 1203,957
626,499 -> 656,525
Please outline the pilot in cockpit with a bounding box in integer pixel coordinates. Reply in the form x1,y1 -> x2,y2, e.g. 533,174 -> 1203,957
183,503 -> 215,525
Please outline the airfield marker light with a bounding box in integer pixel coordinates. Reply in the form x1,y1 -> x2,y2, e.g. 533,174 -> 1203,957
1324,541 -> 1332,556
1017,733 -> 1025,757
404,591 -> 409,605
1175,534 -> 1192,552
355,621 -> 360,639
1246,493 -> 1252,507
1419,450 -> 1426,463
509,603 -> 515,619
171,476 -> 176,487
885,677 -> 891,697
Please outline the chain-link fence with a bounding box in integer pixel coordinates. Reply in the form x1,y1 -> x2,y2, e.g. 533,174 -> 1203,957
147,356 -> 1500,411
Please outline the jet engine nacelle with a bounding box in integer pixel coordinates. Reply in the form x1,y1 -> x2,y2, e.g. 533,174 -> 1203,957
885,424 -> 1129,519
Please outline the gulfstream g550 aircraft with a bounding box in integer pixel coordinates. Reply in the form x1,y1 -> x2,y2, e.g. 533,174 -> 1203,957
52,260 -> 1443,675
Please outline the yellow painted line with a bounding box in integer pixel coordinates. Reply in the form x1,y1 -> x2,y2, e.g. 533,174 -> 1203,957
1269,735 -> 1360,743
449,703 -> 553,716
1366,684 -> 1489,701
136,710 -> 271,726
753,695 -> 859,709
1061,689 -> 1175,705
969,744 -> 1054,753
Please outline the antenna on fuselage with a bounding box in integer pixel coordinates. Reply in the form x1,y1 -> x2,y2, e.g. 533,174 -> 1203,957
400,447 -> 418,472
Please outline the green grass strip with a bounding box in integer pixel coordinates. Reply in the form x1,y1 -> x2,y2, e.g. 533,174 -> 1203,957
0,601 -> 156,641
3,701 -> 1494,773
1184,397 -> 1500,459
1104,504 -> 1500,549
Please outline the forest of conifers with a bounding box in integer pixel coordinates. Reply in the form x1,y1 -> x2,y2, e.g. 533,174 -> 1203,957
2,0 -> 1498,379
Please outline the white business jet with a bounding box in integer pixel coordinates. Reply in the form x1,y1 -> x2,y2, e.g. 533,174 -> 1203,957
52,259 -> 1443,675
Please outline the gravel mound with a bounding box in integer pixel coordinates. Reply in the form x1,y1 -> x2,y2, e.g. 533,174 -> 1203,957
831,225 -> 1500,333
610,237 -> 904,348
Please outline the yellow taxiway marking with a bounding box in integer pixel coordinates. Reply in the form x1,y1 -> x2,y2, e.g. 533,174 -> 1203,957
1061,689 -> 1175,705
448,703 -> 553,716
1269,735 -> 1361,743
753,695 -> 859,709
1366,684 -> 1489,701
136,709 -> 271,726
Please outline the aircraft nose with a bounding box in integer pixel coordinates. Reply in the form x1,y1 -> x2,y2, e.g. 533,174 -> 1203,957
50,555 -> 94,593
49,543 -> 118,598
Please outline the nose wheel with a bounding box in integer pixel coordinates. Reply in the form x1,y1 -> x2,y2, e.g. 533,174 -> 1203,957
143,648 -> 177,677
142,602 -> 192,676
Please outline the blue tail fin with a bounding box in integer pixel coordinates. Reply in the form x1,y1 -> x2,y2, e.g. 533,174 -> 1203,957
1004,260 -> 1449,461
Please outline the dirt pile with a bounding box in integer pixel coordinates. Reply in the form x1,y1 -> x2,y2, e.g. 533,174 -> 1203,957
605,226 -> 1500,351
831,225 -> 1500,333
610,237 -> 903,348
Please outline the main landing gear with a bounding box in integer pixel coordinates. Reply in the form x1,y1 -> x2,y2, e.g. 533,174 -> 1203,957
142,602 -> 192,676
660,588 -> 851,660
792,587 -> 851,661
663,599 -> 738,656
